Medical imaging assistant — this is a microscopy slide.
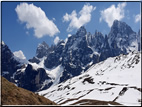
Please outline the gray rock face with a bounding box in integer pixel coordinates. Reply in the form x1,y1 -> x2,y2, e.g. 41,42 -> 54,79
36,41 -> 49,58
1,42 -> 21,81
44,40 -> 65,69
15,64 -> 52,92
28,57 -> 40,64
108,20 -> 138,56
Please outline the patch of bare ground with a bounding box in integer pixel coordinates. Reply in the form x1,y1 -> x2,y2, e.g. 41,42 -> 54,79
1,76 -> 57,105
71,99 -> 122,105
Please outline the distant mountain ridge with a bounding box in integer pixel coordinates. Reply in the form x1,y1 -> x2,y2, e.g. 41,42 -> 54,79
1,20 -> 141,92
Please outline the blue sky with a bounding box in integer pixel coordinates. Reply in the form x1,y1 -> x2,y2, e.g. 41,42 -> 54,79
2,1 -> 141,59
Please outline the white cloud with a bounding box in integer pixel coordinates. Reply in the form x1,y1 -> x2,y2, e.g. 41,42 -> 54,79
63,3 -> 96,32
100,2 -> 126,27
13,50 -> 26,60
135,14 -> 141,23
54,36 -> 60,45
68,34 -> 72,37
15,3 -> 60,38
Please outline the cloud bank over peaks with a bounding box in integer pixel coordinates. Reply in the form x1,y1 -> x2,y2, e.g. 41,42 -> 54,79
63,3 -> 96,32
100,2 -> 126,27
15,3 -> 60,38
13,50 -> 26,60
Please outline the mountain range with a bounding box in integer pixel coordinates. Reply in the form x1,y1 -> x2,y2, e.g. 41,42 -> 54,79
1,19 -> 141,100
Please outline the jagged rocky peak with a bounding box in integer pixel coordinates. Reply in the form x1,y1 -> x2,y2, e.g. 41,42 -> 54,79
87,30 -> 105,53
44,40 -> 65,69
1,41 -> 10,52
94,30 -> 105,42
76,26 -> 87,36
36,41 -> 49,58
29,41 -> 50,63
110,19 -> 134,35
1,41 -> 21,81
1,41 -> 14,63
108,20 -> 138,55
1,41 -> 14,62
37,41 -> 49,50
38,41 -> 49,48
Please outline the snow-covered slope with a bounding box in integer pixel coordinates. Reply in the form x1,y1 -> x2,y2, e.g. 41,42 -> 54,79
38,51 -> 141,106
28,57 -> 64,87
